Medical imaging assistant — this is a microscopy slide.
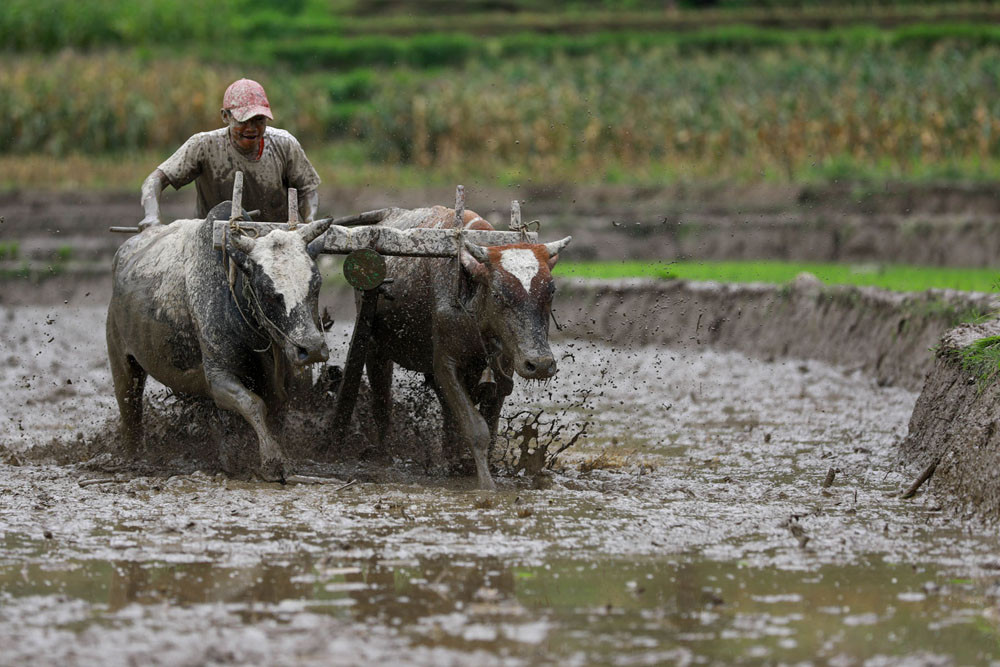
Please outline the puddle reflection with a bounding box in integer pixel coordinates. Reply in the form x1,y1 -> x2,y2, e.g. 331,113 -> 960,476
3,547 -> 998,663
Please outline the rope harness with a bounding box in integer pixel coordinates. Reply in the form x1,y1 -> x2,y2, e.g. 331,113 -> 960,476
221,219 -> 304,355
455,262 -> 515,394
509,218 -> 541,240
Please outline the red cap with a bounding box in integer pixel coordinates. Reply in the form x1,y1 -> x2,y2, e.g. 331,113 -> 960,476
222,79 -> 273,123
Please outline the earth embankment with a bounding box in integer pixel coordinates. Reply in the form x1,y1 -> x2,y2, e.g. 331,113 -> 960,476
315,275 -> 995,393
900,321 -> 1000,519
556,278 -> 997,392
6,182 -> 1000,265
3,269 -> 995,394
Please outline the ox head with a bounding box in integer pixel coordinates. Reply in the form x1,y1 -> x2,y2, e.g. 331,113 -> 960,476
460,236 -> 572,380
226,219 -> 333,366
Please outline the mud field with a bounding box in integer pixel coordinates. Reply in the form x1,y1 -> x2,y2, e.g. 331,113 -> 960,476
4,295 -> 1000,666
4,186 -> 1000,665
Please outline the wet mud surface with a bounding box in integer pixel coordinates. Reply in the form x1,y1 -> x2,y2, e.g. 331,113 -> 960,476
4,304 -> 1000,664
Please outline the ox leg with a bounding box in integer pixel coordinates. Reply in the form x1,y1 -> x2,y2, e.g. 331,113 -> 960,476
480,373 -> 514,458
365,349 -> 393,447
478,394 -> 506,459
205,370 -> 287,483
433,359 -> 496,490
429,378 -> 464,468
109,351 -> 146,456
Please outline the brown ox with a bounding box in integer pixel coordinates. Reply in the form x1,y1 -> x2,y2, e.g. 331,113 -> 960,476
362,206 -> 571,489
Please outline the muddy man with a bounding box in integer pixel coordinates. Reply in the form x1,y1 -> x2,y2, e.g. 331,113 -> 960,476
139,79 -> 321,230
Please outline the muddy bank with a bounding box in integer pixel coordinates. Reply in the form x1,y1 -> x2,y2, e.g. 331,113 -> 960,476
7,183 -> 1000,265
4,271 -> 995,395
251,275 -> 1000,393
568,211 -> 1000,266
900,320 -> 1000,520
553,277 -> 999,393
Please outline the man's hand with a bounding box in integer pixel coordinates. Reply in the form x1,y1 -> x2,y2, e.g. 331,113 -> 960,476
301,189 -> 319,223
138,215 -> 161,232
140,169 -> 169,232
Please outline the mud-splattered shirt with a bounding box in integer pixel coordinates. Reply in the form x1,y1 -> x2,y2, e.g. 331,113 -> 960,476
157,127 -> 320,222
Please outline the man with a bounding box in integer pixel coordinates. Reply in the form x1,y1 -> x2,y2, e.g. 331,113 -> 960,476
139,79 -> 320,230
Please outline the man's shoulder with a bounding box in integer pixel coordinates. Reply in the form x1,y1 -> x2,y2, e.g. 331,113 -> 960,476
189,128 -> 229,144
172,128 -> 227,154
265,127 -> 301,147
159,129 -> 226,176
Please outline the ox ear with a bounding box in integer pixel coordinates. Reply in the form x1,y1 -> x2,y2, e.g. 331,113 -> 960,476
460,241 -> 489,283
543,235 -> 572,269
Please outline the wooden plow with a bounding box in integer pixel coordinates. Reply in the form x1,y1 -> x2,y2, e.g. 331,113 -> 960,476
207,174 -> 538,443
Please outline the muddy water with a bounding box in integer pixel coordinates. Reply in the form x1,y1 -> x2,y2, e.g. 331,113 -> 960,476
2,305 -> 1000,665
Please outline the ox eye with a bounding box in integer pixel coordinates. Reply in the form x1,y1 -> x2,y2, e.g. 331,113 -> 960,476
493,283 -> 518,304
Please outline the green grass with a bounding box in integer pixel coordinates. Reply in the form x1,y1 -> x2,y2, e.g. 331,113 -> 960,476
7,0 -> 1000,55
6,1 -> 998,54
952,335 -> 1000,389
555,260 -> 1000,293
0,242 -> 19,261
9,38 -> 1000,188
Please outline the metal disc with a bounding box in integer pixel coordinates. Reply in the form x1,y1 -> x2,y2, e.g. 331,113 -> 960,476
343,248 -> 386,291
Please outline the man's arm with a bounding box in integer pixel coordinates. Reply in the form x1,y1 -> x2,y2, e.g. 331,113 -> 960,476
140,134 -> 204,230
282,132 -> 321,223
300,189 -> 318,223
139,169 -> 170,230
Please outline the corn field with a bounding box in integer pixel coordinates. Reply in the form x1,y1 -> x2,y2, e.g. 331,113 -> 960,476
4,43 -> 1000,182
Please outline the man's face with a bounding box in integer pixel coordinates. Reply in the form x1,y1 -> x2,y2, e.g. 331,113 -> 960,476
225,113 -> 267,154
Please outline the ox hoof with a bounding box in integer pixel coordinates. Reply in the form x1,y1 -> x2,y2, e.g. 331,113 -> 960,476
258,457 -> 288,484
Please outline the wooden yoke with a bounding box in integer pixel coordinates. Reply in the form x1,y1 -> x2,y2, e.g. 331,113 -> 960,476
213,219 -> 536,255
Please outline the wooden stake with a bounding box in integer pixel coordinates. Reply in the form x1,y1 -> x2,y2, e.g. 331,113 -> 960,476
230,171 -> 244,222
452,185 -> 466,307
511,199 -> 523,238
287,187 -> 299,229
902,458 -> 939,499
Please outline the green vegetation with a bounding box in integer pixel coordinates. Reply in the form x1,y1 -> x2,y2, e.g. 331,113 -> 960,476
5,1 -> 1000,187
555,260 -> 1000,293
245,24 -> 1000,71
3,1 -> 996,53
952,335 -> 1000,389
7,42 -> 1000,186
0,242 -> 19,261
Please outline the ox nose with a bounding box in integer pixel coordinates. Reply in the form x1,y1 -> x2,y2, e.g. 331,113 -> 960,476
520,355 -> 557,379
296,341 -> 329,365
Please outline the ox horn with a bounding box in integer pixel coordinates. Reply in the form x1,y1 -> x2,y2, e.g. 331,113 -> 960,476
229,232 -> 256,255
543,236 -> 573,257
298,218 -> 334,244
463,240 -> 490,264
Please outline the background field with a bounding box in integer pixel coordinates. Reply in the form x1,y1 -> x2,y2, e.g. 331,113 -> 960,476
4,1 -> 1000,293
6,1 -> 1000,190
556,260 -> 1000,293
